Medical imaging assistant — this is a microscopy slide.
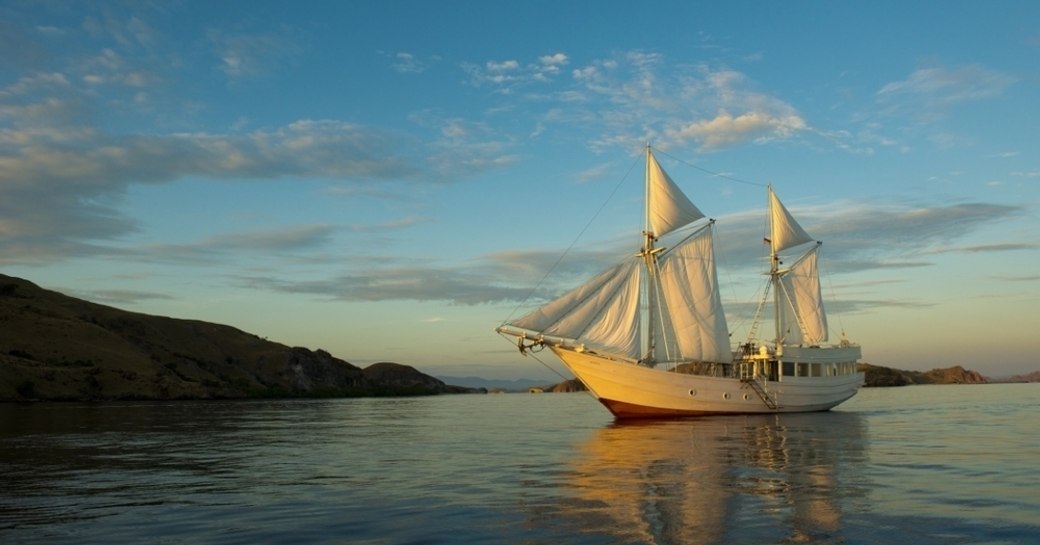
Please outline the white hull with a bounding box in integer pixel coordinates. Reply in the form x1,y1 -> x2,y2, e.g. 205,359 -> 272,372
551,347 -> 864,418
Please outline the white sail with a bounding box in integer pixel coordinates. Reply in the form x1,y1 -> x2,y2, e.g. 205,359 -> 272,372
777,245 -> 828,345
769,187 -> 814,253
509,260 -> 643,360
647,151 -> 705,238
654,225 -> 732,363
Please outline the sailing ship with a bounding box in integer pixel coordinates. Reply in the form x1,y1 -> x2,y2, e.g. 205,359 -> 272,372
496,145 -> 864,418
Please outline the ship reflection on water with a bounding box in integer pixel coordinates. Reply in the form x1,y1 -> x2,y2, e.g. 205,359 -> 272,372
561,412 -> 867,545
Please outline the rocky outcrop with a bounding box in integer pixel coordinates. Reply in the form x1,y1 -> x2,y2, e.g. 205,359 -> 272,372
859,363 -> 988,387
920,365 -> 986,384
1000,371 -> 1040,383
362,362 -> 475,394
549,379 -> 587,392
0,274 -> 476,401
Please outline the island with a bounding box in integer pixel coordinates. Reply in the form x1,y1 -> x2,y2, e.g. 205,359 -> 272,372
0,275 -> 477,401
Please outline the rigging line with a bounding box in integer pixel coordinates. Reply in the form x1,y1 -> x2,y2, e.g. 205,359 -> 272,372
818,245 -> 850,337
654,148 -> 767,188
498,331 -> 573,383
500,153 -> 643,324
529,351 -> 574,383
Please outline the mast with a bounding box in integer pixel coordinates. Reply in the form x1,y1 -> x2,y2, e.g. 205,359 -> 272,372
768,185 -> 782,352
642,143 -> 658,364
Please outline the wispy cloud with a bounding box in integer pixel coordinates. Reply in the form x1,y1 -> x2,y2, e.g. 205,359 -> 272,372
238,267 -> 534,305
462,52 -> 570,92
390,51 -> 427,74
131,224 -> 341,264
514,52 -> 813,153
668,110 -> 807,151
218,197 -> 1026,308
876,64 -> 1017,125
72,288 -> 176,306
207,27 -> 304,79
878,65 -> 1017,105
0,115 -> 425,263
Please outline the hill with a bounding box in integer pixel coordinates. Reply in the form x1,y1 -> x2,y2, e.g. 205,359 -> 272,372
0,274 -> 474,401
858,363 -> 987,387
997,371 -> 1040,383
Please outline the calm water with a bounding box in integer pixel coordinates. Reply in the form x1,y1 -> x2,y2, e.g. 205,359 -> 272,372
1,384 -> 1037,545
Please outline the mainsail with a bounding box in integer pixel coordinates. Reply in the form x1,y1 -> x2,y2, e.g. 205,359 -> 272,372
500,147 -> 731,366
654,224 -> 730,363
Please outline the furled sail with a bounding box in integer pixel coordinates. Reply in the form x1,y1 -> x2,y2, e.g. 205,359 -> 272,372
508,260 -> 644,360
777,246 -> 828,345
647,152 -> 705,238
654,224 -> 732,363
769,188 -> 814,253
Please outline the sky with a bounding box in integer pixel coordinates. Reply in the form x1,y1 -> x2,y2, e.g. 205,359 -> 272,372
2,1 -> 1038,380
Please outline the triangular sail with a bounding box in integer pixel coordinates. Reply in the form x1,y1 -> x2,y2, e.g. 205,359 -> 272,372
777,245 -> 828,345
647,151 -> 705,238
769,187 -> 814,253
654,225 -> 732,363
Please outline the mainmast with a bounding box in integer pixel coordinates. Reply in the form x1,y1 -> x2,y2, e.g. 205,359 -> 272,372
642,143 -> 658,364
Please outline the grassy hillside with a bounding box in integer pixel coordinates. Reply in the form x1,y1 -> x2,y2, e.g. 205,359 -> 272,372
0,274 -> 469,401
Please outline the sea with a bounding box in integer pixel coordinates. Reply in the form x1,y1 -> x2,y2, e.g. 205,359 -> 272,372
1,383 -> 1037,545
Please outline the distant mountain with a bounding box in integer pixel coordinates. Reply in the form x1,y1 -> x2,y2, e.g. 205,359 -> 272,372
0,274 -> 477,401
993,371 -> 1040,383
858,363 -> 987,387
435,376 -> 558,391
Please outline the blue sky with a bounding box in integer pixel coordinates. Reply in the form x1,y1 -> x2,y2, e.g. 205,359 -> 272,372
2,1 -> 1038,379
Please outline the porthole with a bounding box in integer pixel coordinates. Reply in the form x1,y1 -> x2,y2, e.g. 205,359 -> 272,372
688,389 -> 697,397
743,393 -> 750,401
723,392 -> 731,400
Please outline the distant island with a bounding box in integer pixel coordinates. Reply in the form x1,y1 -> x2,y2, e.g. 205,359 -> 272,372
1,274 -> 1031,402
0,274 -> 478,402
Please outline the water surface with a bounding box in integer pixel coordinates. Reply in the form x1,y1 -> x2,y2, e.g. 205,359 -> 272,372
2,384 -> 1037,544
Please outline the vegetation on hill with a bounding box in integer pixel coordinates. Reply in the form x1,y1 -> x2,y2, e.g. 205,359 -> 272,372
858,363 -> 987,386
0,275 -> 474,401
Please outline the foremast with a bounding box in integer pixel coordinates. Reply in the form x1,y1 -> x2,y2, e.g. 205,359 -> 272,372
641,143 -> 662,364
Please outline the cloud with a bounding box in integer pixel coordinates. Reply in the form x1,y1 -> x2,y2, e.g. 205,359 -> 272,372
712,199 -> 1026,275
462,52 -> 570,92
876,65 -> 1017,124
0,116 -> 427,263
878,65 -> 1016,104
238,268 -> 534,306
391,52 -> 426,74
668,110 -> 807,151
72,288 -> 176,306
132,224 -> 342,264
228,197 -> 1025,307
207,27 -> 304,79
923,242 -> 1039,255
552,53 -> 812,152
